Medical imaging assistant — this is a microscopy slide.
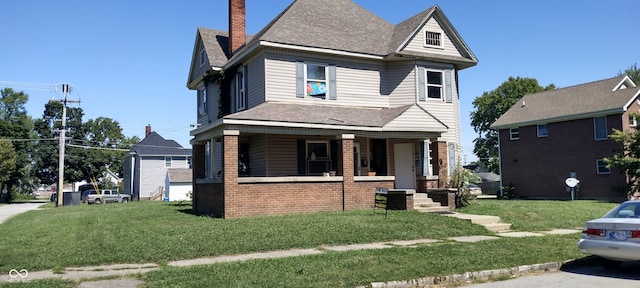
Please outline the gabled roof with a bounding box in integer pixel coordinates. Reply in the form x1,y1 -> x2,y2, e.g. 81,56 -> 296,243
224,102 -> 448,133
491,75 -> 640,129
129,132 -> 192,156
191,0 -> 477,76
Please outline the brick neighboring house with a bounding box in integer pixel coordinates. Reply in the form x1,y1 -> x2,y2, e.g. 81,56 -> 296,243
123,125 -> 192,201
187,0 -> 477,218
492,76 -> 640,200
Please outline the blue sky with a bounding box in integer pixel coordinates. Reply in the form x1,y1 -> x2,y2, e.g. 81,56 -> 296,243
1,0 -> 638,163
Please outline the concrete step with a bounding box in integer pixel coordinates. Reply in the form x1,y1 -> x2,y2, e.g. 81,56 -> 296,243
483,223 -> 512,232
446,213 -> 501,225
415,206 -> 450,213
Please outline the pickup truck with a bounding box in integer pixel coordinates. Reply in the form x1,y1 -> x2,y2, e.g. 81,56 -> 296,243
86,190 -> 131,204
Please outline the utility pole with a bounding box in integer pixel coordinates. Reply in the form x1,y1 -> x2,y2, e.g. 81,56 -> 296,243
55,84 -> 80,207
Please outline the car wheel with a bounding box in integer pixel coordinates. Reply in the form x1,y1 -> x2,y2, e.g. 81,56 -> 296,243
600,258 -> 621,269
122,198 -> 128,203
94,198 -> 102,204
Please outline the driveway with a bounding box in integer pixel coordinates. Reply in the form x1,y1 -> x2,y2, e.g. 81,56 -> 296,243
0,201 -> 47,224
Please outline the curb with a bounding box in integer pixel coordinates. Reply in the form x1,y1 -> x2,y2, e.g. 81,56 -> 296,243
366,261 -> 568,288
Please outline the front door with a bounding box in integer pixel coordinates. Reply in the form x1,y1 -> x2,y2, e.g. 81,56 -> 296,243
394,143 -> 415,189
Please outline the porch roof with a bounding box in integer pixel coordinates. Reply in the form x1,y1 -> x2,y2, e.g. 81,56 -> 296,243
223,102 -> 449,132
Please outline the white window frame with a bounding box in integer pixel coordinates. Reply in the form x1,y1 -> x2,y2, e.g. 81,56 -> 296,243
630,115 -> 638,127
596,159 -> 610,175
425,69 -> 443,100
537,124 -> 548,138
198,87 -> 207,116
424,31 -> 442,48
594,116 -> 608,140
186,156 -> 192,169
199,48 -> 206,67
509,128 -> 520,140
305,63 -> 328,99
236,69 -> 246,110
165,157 -> 172,168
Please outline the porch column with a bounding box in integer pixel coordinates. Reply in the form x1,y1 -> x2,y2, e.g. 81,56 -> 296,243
340,134 -> 356,210
432,141 -> 449,187
223,130 -> 240,218
192,142 -> 205,214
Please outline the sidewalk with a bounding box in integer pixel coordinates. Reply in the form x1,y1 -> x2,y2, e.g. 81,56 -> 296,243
1,227 -> 581,287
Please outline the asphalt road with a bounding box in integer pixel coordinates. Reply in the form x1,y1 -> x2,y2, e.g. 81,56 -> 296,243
0,201 -> 47,224
461,260 -> 640,288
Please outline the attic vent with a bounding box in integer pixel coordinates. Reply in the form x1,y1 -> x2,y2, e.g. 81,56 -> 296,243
425,31 -> 442,47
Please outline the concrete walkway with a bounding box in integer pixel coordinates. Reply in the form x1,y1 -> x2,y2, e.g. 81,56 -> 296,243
0,201 -> 47,224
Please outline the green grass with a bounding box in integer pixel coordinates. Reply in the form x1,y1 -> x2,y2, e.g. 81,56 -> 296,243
0,201 -> 489,273
138,235 -> 582,288
457,199 -> 617,231
0,200 -> 614,287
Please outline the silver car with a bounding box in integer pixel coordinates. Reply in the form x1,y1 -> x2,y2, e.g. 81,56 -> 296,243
578,200 -> 640,268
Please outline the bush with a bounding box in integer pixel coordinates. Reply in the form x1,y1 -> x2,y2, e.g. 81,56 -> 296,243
499,183 -> 517,200
449,166 -> 480,208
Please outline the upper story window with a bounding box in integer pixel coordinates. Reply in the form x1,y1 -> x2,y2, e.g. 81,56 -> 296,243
425,31 -> 442,47
426,70 -> 443,99
306,64 -> 327,99
198,87 -> 207,116
236,68 -> 246,111
537,124 -> 548,137
510,128 -> 520,140
596,159 -> 610,174
296,62 -> 337,100
594,116 -> 608,140
199,49 -> 206,67
165,157 -> 172,168
630,114 -> 638,128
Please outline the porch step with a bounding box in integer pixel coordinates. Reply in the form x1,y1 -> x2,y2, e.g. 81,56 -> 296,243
413,193 -> 450,213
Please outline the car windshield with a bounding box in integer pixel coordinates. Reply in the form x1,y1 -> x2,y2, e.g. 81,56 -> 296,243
602,201 -> 640,218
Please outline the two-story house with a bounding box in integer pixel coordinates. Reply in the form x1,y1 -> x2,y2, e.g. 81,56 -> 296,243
492,76 -> 640,200
187,0 -> 477,218
123,125 -> 192,200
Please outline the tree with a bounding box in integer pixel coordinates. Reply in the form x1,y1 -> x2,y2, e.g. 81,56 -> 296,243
605,112 -> 640,197
78,117 -> 129,180
0,88 -> 36,195
0,139 -> 17,203
470,77 -> 555,174
618,63 -> 640,84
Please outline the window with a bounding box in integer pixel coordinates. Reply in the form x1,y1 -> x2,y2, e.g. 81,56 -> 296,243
509,128 -> 520,140
426,70 -> 443,99
199,49 -> 206,66
596,159 -> 610,174
306,64 -> 327,98
236,69 -> 245,110
594,116 -> 607,140
630,115 -> 638,127
537,124 -> 548,137
165,157 -> 172,168
425,31 -> 442,47
307,141 -> 330,175
186,157 -> 192,169
198,87 -> 207,115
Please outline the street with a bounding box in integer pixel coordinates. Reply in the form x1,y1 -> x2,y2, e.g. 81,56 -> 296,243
461,260 -> 640,288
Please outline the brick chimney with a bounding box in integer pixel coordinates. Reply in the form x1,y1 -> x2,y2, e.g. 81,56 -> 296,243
145,124 -> 151,137
228,0 -> 246,55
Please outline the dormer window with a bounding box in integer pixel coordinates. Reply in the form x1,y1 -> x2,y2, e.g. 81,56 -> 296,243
425,31 -> 442,47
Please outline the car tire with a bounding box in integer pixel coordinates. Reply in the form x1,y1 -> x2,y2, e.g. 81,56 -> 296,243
600,258 -> 621,269
94,198 -> 102,204
122,198 -> 128,203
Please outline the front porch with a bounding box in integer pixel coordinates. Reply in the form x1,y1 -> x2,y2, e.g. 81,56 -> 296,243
191,127 -> 452,218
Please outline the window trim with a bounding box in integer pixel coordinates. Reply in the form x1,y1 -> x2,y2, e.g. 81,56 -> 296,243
594,116 -> 608,140
305,63 -> 328,99
509,128 -> 520,140
630,115 -> 638,127
199,48 -> 206,67
596,159 -> 610,175
537,124 -> 548,138
424,31 -> 443,48
235,68 -> 246,111
425,69 -> 444,100
306,140 -> 331,175
198,87 -> 207,116
165,157 -> 172,168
